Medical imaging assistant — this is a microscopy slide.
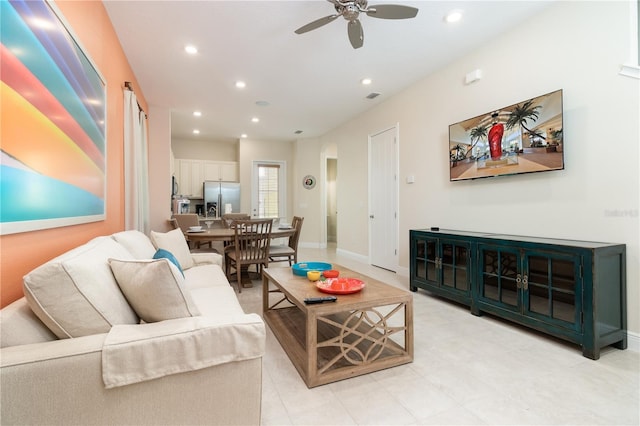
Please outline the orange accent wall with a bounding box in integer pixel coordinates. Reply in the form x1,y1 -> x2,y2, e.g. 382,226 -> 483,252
0,1 -> 147,308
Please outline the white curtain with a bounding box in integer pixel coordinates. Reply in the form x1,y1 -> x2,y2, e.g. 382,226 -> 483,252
123,89 -> 150,233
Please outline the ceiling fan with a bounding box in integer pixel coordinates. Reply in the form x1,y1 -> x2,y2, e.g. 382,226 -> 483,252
294,0 -> 419,49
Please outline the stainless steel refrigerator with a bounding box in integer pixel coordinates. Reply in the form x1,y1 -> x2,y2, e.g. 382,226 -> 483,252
203,181 -> 241,218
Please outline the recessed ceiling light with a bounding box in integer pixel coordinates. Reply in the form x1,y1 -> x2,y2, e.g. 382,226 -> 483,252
185,44 -> 198,55
235,81 -> 246,89
241,134 -> 248,139
361,78 -> 372,85
251,117 -> 259,123
445,10 -> 463,23
192,129 -> 200,135
193,111 -> 202,117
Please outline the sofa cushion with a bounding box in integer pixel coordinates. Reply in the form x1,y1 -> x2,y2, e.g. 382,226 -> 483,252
111,230 -> 156,259
0,298 -> 57,348
189,286 -> 245,317
109,258 -> 200,323
23,237 -> 139,339
150,228 -> 194,270
153,249 -> 184,276
183,263 -> 230,290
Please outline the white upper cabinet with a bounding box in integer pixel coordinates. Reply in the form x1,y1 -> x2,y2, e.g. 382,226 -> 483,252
175,159 -> 238,197
203,161 -> 238,182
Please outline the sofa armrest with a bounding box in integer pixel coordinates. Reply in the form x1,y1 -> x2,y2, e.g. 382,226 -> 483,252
191,252 -> 223,267
1,315 -> 265,425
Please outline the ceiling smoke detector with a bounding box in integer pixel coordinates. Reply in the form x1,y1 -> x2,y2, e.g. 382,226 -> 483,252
366,92 -> 381,99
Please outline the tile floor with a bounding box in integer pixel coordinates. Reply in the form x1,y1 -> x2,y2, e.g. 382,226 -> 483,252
234,245 -> 640,425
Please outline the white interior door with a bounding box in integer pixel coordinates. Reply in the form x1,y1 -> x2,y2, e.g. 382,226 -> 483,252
369,126 -> 398,271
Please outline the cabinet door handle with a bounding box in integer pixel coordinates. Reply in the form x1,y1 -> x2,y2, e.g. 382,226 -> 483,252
516,273 -> 522,289
522,274 -> 529,291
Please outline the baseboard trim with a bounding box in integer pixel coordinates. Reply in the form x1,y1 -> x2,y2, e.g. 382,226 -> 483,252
298,242 -> 325,249
335,248 -> 368,264
627,330 -> 640,353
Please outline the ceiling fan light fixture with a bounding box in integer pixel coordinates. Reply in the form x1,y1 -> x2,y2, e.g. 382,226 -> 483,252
294,1 -> 418,49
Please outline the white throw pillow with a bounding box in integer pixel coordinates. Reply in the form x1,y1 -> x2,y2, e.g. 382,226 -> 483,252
109,258 -> 200,323
149,228 -> 194,270
111,230 -> 157,259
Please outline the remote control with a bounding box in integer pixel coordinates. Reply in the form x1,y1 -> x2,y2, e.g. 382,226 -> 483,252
304,296 -> 337,304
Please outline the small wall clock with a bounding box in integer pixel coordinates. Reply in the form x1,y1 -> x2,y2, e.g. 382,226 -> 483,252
302,175 -> 316,189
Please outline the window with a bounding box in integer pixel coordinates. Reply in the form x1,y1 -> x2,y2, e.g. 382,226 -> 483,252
253,161 -> 286,219
258,164 -> 279,217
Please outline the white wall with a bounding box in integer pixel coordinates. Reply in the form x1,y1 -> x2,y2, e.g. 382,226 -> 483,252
148,105 -> 173,232
316,1 -> 639,333
172,138 -> 238,161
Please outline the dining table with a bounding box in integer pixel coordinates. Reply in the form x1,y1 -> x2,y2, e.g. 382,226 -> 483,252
184,225 -> 295,245
185,225 -> 296,287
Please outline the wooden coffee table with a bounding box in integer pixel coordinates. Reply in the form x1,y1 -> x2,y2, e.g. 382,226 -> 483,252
262,264 -> 413,388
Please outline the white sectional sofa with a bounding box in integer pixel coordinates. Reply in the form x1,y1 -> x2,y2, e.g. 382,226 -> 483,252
0,229 -> 265,425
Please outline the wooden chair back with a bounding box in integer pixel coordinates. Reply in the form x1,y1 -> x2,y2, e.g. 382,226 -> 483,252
222,213 -> 250,228
171,214 -> 200,232
225,219 -> 273,292
288,216 -> 304,250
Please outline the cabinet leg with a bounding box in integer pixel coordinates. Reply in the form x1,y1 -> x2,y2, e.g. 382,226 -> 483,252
613,336 -> 628,350
582,346 -> 600,360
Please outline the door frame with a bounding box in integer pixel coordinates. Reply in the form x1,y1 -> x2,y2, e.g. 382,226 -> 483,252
368,124 -> 399,271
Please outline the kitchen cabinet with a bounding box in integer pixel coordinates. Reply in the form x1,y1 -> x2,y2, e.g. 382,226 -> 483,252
203,161 -> 238,182
410,229 -> 627,359
176,159 -> 203,198
175,159 -> 238,198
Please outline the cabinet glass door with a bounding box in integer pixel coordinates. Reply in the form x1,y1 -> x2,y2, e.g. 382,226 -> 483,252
478,245 -> 520,310
413,238 -> 438,283
523,251 -> 580,329
441,241 -> 469,291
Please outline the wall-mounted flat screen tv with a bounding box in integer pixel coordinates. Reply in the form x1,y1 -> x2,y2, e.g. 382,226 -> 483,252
449,89 -> 564,181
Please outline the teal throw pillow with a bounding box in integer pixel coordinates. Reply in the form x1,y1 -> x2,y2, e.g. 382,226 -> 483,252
153,249 -> 184,277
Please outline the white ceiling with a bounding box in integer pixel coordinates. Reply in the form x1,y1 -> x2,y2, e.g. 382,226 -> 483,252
104,1 -> 553,143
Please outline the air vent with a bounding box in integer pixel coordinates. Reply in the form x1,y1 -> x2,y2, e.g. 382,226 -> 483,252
294,130 -> 303,135
366,92 -> 381,99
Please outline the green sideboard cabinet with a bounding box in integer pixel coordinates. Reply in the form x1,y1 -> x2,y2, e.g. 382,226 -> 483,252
410,229 -> 627,360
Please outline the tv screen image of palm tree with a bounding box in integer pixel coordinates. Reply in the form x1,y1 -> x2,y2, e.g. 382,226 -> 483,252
449,89 -> 564,181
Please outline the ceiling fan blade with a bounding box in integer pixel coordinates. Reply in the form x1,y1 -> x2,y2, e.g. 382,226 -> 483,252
347,19 -> 364,49
366,4 -> 419,19
294,14 -> 340,34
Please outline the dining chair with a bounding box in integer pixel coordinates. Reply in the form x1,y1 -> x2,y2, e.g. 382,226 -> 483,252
224,219 -> 273,293
221,213 -> 250,228
269,216 -> 304,266
171,213 -> 211,249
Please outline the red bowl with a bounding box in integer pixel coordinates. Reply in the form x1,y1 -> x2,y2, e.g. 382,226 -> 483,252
323,269 -> 339,279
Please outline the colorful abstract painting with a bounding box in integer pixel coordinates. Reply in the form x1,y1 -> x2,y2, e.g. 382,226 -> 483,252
1,0 -> 106,235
